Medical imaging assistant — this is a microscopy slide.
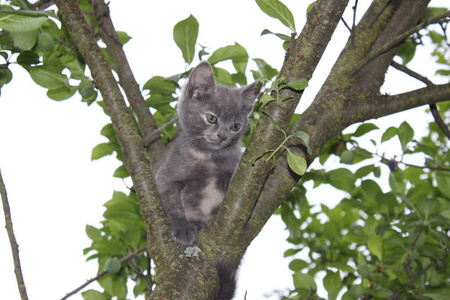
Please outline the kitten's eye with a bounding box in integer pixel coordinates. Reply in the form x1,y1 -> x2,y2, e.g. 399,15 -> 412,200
230,123 -> 241,132
206,114 -> 217,124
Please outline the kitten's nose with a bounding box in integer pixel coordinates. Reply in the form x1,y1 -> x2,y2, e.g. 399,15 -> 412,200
217,131 -> 227,142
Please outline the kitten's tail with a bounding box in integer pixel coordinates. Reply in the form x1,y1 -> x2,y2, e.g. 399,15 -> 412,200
214,260 -> 237,300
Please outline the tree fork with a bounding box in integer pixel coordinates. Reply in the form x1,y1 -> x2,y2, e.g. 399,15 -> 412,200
208,0 -> 351,246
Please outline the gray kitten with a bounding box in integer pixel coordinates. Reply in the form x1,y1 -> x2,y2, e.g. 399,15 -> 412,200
155,61 -> 260,245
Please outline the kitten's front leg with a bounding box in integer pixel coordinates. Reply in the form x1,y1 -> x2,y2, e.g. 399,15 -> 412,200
158,181 -> 200,245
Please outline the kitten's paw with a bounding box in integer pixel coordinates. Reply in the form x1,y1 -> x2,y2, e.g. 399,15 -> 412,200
171,223 -> 199,245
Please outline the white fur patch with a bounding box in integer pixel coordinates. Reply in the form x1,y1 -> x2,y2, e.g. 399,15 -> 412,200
188,147 -> 211,162
199,178 -> 224,217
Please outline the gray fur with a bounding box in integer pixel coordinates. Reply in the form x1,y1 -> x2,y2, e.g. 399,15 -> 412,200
155,61 -> 260,245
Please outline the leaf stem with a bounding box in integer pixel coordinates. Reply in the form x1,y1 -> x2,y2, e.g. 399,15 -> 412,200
265,133 -> 291,162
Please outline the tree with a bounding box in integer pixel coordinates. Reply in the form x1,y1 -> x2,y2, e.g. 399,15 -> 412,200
0,0 -> 449,299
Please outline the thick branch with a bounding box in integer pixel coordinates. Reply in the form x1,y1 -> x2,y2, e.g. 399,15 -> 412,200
0,169 -> 29,300
91,0 -> 165,170
354,0 -> 431,91
349,83 -> 450,124
353,10 -> 450,76
246,0 -> 449,238
53,0 -> 172,265
204,0 -> 351,249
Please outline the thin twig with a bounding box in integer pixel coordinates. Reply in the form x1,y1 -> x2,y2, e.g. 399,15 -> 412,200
29,0 -> 54,10
387,247 -> 450,300
339,137 -> 450,172
61,247 -> 147,300
90,0 -> 165,167
391,61 -> 450,139
391,61 -> 433,86
353,11 -> 450,76
144,115 -> 179,146
0,169 -> 29,300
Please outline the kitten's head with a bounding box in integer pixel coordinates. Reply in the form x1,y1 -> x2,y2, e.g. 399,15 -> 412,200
178,61 -> 260,151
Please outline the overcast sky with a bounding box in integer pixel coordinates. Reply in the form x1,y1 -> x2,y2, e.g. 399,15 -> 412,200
1,1 -> 449,300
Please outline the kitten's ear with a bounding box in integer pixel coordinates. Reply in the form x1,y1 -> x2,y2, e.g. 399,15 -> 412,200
240,79 -> 261,111
186,61 -> 216,99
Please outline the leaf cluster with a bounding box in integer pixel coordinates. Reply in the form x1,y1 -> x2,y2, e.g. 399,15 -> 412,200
278,119 -> 450,299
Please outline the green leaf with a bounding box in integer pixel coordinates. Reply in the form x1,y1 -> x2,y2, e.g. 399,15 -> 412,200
98,274 -> 114,296
255,0 -> 296,31
288,259 -> 308,271
397,37 -> 416,65
260,29 -> 291,41
381,126 -> 397,142
389,170 -> 406,194
282,78 -> 308,91
397,121 -> 414,150
417,198 -> 440,222
436,171 -> 450,199
16,50 -> 39,65
0,33 -> 14,51
259,93 -> 276,107
0,12 -> 47,32
328,168 -> 355,194
91,143 -> 116,160
284,248 -> 302,257
323,271 -> 342,300
294,131 -> 312,155
367,234 -> 383,260
81,290 -> 109,300
86,225 -> 102,242
116,31 -> 132,45
142,76 -> 179,95
357,264 -> 370,277
26,66 -> 69,89
0,67 -> 13,87
113,165 -> 129,178
47,85 -> 77,101
208,43 -> 249,73
253,58 -> 278,79
287,150 -> 307,176
353,123 -> 379,137
293,272 -> 316,290
173,14 -> 199,64
10,30 -> 37,50
350,285 -> 365,299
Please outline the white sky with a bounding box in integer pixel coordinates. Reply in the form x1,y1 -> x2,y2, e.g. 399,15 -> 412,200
0,1 -> 449,300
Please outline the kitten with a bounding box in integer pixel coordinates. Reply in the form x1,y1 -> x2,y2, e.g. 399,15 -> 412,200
155,61 -> 260,245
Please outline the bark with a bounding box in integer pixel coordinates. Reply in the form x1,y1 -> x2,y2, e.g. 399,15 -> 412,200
53,0 -> 450,299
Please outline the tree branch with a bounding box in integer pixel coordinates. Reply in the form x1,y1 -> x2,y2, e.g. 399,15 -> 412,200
353,10 -> 450,76
90,0 -> 165,170
61,247 -> 147,300
53,0 -> 173,266
0,169 -> 29,300
246,0 -> 450,239
391,61 -> 450,139
350,83 -> 450,124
